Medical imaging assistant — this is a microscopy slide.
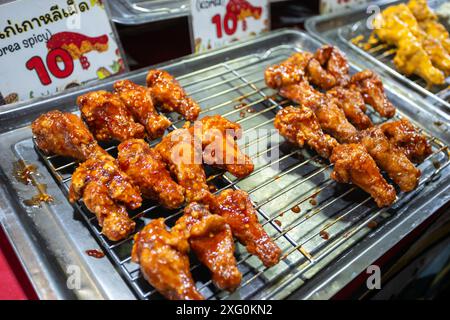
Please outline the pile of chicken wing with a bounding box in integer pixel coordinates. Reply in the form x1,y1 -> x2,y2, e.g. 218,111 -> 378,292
32,69 -> 282,300
266,45 -> 432,208
363,0 -> 450,86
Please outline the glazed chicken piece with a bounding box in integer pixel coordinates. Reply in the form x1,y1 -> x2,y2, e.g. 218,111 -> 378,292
155,127 -> 211,204
117,139 -> 185,209
408,0 -> 437,22
264,52 -> 313,89
213,189 -> 281,267
132,218 -> 204,300
326,86 -> 373,130
358,127 -> 421,192
146,69 -> 200,121
192,115 -> 254,178
32,110 -> 110,161
274,106 -> 338,158
174,203 -> 242,292
69,156 -> 142,241
280,81 -> 359,143
350,70 -> 396,118
313,45 -> 350,87
330,144 -> 397,207
113,80 -> 171,140
77,91 -> 145,142
380,119 -> 432,163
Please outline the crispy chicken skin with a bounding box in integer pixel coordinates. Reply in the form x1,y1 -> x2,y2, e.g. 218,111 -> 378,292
264,52 -> 313,89
32,110 -> 110,161
213,189 -> 281,267
69,156 -> 141,240
314,45 -> 350,87
279,80 -> 325,109
77,91 -> 145,142
358,127 -> 421,192
350,70 -> 396,118
113,80 -> 171,140
274,106 -> 338,158
117,139 -> 185,209
380,119 -> 432,163
132,218 -> 204,300
330,144 -> 397,207
174,203 -> 242,292
146,69 -> 200,121
326,87 -> 373,130
192,115 -> 254,178
155,127 -> 211,204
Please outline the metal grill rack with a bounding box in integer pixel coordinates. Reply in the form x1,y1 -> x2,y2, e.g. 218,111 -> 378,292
35,44 -> 450,300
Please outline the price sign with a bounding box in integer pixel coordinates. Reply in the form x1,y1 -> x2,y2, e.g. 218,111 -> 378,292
0,0 -> 126,105
190,0 -> 269,53
320,0 -> 371,14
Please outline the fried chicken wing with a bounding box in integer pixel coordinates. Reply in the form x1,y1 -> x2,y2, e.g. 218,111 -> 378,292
264,52 -> 313,89
213,189 -> 281,267
314,45 -> 350,87
274,106 -> 338,158
330,144 -> 397,207
155,127 -> 211,204
32,110 -> 110,161
174,203 -> 242,292
358,127 -> 421,192
77,91 -> 145,142
117,139 -> 185,209
132,218 -> 204,300
350,70 -> 396,118
113,80 -> 171,140
380,119 -> 432,163
146,70 -> 200,121
306,57 -> 337,90
192,115 -> 254,178
326,86 -> 373,130
69,156 -> 141,240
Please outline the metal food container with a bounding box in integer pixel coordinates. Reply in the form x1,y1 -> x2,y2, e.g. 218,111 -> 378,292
0,29 -> 449,300
305,0 -> 450,113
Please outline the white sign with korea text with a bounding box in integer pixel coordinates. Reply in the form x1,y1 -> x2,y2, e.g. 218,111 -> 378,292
190,0 -> 269,53
0,0 -> 125,105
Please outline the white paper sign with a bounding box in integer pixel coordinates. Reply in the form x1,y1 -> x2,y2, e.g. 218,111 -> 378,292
190,0 -> 269,53
320,0 -> 371,14
0,0 -> 126,105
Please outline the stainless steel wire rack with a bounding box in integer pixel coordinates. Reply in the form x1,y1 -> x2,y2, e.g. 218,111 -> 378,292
34,44 -> 450,300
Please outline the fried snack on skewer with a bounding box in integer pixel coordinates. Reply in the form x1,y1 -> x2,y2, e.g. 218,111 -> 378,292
174,203 -> 242,292
358,127 -> 421,192
117,139 -> 185,209
113,80 -> 171,140
69,156 -> 141,241
192,115 -> 254,178
213,189 -> 281,267
330,144 -> 397,207
77,91 -> 145,142
380,119 -> 432,163
326,86 -> 373,130
146,70 -> 201,121
313,45 -> 350,87
274,106 -> 338,159
132,218 -> 204,300
155,127 -> 211,204
349,70 -> 396,118
31,110 -> 111,161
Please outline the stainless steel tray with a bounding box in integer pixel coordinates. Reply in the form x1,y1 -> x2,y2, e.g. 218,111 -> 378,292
1,29 -> 449,300
305,0 -> 450,115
